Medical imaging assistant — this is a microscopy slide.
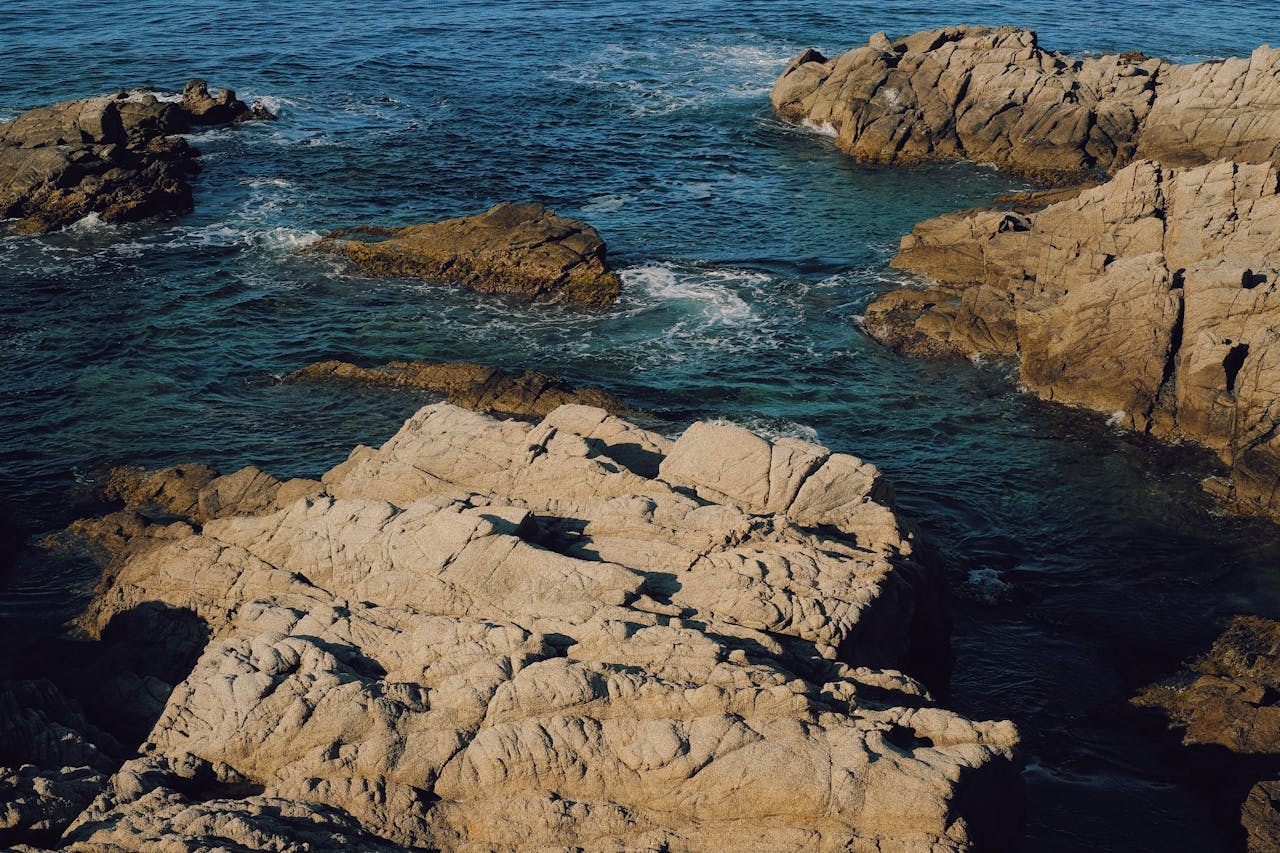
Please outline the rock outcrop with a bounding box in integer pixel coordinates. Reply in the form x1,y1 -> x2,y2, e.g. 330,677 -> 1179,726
0,79 -> 273,233
285,359 -> 630,419
13,404 -> 1022,850
317,203 -> 623,309
1136,616 -> 1280,851
863,158 -> 1280,518
772,27 -> 1280,184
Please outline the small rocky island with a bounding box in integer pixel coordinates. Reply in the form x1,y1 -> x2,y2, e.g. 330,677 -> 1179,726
3,404 -> 1021,850
774,27 -> 1280,521
0,80 -> 273,233
317,202 -> 624,309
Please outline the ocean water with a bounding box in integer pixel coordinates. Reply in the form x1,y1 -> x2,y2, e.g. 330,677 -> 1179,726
5,2 -> 1280,849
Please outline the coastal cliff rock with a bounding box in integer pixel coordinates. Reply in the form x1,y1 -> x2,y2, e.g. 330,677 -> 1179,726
13,404 -> 1022,850
1136,616 -> 1280,851
0,80 -> 273,233
772,27 -> 1280,183
317,203 -> 623,309
864,158 -> 1280,519
285,359 -> 630,419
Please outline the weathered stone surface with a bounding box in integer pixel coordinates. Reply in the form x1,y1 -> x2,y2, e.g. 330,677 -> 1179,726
1136,616 -> 1280,754
0,81 -> 273,233
866,158 -> 1280,519
773,27 -> 1280,183
1136,616 -> 1280,851
286,358 -> 630,419
317,202 -> 624,309
17,404 -> 1021,851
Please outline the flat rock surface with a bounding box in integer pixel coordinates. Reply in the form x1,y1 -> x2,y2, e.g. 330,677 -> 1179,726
12,404 -> 1021,851
0,80 -> 271,233
865,158 -> 1280,520
317,202 -> 623,309
773,27 -> 1280,183
286,359 -> 630,419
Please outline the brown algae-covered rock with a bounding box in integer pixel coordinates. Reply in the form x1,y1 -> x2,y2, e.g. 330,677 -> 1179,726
317,202 -> 624,308
285,358 -> 630,419
0,80 -> 273,233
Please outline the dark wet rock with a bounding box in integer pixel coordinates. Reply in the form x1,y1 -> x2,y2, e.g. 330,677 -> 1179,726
1137,616 -> 1280,851
286,358 -> 631,419
865,159 -> 1280,521
0,80 -> 273,233
773,26 -> 1280,184
316,202 -> 624,309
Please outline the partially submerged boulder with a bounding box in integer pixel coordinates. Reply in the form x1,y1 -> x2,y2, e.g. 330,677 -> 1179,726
864,158 -> 1280,520
16,404 -> 1021,850
0,80 -> 273,233
317,202 -> 624,309
285,358 -> 630,419
773,27 -> 1280,183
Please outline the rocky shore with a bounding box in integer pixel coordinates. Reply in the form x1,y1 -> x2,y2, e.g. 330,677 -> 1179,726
775,28 -> 1280,520
772,26 -> 1280,184
4,405 -> 1021,850
317,202 -> 624,309
0,80 -> 272,233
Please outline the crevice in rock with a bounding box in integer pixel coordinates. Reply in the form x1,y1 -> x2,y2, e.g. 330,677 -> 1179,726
1148,281 -> 1186,429
1224,343 -> 1251,395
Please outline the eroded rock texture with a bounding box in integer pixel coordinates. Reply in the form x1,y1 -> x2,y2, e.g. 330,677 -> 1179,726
863,159 -> 1280,518
15,404 -> 1021,851
1136,616 -> 1280,851
772,27 -> 1280,184
317,202 -> 623,309
285,359 -> 630,419
0,79 -> 272,233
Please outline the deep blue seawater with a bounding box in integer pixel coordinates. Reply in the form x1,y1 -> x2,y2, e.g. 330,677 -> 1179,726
5,2 -> 1280,849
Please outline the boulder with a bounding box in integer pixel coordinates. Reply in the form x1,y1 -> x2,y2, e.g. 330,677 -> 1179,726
317,202 -> 623,308
286,358 -> 630,419
865,158 -> 1280,520
16,404 -> 1021,851
773,27 -> 1280,183
0,81 -> 273,233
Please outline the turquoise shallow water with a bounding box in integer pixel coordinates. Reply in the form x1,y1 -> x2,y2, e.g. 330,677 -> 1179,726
5,2 -> 1280,849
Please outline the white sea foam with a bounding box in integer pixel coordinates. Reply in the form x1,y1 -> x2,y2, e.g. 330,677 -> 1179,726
241,177 -> 295,189
1106,410 -> 1127,427
709,416 -> 821,444
579,193 -> 631,214
63,212 -> 112,233
963,568 -> 1012,605
259,227 -> 322,249
801,118 -> 838,137
623,263 -> 753,325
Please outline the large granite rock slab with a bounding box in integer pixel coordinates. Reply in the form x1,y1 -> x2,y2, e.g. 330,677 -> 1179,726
0,80 -> 272,233
773,27 -> 1280,184
14,404 -> 1022,850
864,158 -> 1280,520
317,202 -> 624,309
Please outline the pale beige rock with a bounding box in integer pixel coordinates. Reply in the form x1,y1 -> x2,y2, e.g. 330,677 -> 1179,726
773,27 -> 1280,183
44,403 -> 1020,851
867,158 -> 1280,519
